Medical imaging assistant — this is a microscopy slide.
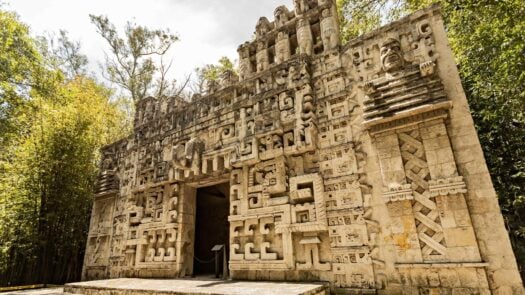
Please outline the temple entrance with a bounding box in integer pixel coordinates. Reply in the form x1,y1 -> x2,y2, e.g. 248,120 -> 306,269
193,182 -> 230,276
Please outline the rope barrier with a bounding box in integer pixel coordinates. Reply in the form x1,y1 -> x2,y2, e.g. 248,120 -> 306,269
193,254 -> 216,264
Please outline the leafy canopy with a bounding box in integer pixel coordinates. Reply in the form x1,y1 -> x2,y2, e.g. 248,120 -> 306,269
0,9 -> 130,286
90,15 -> 181,101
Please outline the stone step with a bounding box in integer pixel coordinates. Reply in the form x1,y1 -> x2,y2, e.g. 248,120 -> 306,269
0,287 -> 65,295
64,278 -> 329,295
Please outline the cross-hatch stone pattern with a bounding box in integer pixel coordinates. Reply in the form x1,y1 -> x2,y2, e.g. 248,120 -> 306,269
82,1 -> 524,294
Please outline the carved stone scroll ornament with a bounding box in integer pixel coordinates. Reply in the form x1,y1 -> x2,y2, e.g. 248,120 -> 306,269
296,236 -> 331,271
81,3 -> 521,293
172,138 -> 205,172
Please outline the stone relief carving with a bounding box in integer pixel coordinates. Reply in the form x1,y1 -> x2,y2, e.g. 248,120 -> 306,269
256,41 -> 269,72
172,138 -> 204,171
83,2 -> 522,294
293,0 -> 309,16
399,129 -> 446,259
255,17 -> 272,39
274,5 -> 290,28
275,30 -> 291,64
320,8 -> 340,51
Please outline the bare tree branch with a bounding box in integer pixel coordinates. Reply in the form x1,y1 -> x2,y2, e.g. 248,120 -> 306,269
90,14 -> 179,101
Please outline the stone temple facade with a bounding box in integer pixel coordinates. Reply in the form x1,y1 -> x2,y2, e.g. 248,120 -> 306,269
83,1 -> 524,294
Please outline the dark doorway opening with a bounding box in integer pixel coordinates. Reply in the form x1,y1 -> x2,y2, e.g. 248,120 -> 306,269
193,182 -> 230,276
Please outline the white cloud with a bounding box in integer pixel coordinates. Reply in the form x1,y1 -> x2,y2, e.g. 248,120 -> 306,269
6,0 -> 290,83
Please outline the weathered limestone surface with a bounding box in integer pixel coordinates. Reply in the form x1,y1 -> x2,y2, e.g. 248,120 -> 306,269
83,1 -> 524,294
64,278 -> 328,295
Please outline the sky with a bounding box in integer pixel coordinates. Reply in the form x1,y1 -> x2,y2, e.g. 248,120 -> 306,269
5,0 -> 292,83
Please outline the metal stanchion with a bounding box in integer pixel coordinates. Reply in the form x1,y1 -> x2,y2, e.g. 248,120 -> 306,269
211,244 -> 226,279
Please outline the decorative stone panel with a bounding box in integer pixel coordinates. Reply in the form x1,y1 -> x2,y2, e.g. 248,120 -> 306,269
83,1 -> 523,294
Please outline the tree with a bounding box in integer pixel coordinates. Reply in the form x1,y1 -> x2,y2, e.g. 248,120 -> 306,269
0,77 -> 128,285
191,56 -> 235,94
0,9 -> 130,286
336,0 -> 407,42
38,30 -> 89,79
438,0 -> 525,278
90,15 -> 187,101
337,0 -> 525,278
0,10 -> 44,148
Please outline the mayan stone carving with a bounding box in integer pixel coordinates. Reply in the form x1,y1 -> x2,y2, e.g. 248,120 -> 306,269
83,1 -> 524,294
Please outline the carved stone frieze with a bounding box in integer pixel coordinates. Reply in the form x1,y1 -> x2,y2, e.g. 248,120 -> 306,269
83,2 -> 523,294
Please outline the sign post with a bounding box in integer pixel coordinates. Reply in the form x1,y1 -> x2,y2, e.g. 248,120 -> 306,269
211,244 -> 226,279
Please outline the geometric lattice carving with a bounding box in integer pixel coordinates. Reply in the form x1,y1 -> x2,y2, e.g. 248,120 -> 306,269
80,2 -> 513,293
399,130 -> 446,259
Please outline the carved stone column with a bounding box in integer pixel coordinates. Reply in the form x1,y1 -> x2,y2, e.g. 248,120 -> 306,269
256,41 -> 269,73
275,30 -> 291,64
297,16 -> 313,56
320,8 -> 340,51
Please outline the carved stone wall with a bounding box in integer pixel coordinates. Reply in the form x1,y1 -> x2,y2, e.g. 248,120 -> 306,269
83,2 -> 524,294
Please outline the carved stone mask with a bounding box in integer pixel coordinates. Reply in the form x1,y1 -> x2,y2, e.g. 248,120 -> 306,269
219,70 -> 231,85
294,0 -> 301,10
322,8 -> 330,18
257,42 -> 265,51
256,17 -> 270,37
380,38 -> 404,73
297,17 -> 307,28
238,44 -> 249,59
274,6 -> 288,26
102,156 -> 113,170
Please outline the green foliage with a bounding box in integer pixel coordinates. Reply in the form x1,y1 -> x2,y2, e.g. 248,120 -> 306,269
0,10 -> 42,147
0,9 -> 129,286
89,15 -> 180,101
192,56 -> 235,94
338,0 -> 525,278
337,0 -> 408,42
0,77 -> 129,285
37,30 -> 89,79
206,56 -> 235,81
0,0 -> 523,286
442,0 -> 525,277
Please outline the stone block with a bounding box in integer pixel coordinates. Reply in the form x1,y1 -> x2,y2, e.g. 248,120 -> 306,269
457,269 -> 480,288
81,2 -> 523,294
445,227 -> 477,247
439,269 -> 460,288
